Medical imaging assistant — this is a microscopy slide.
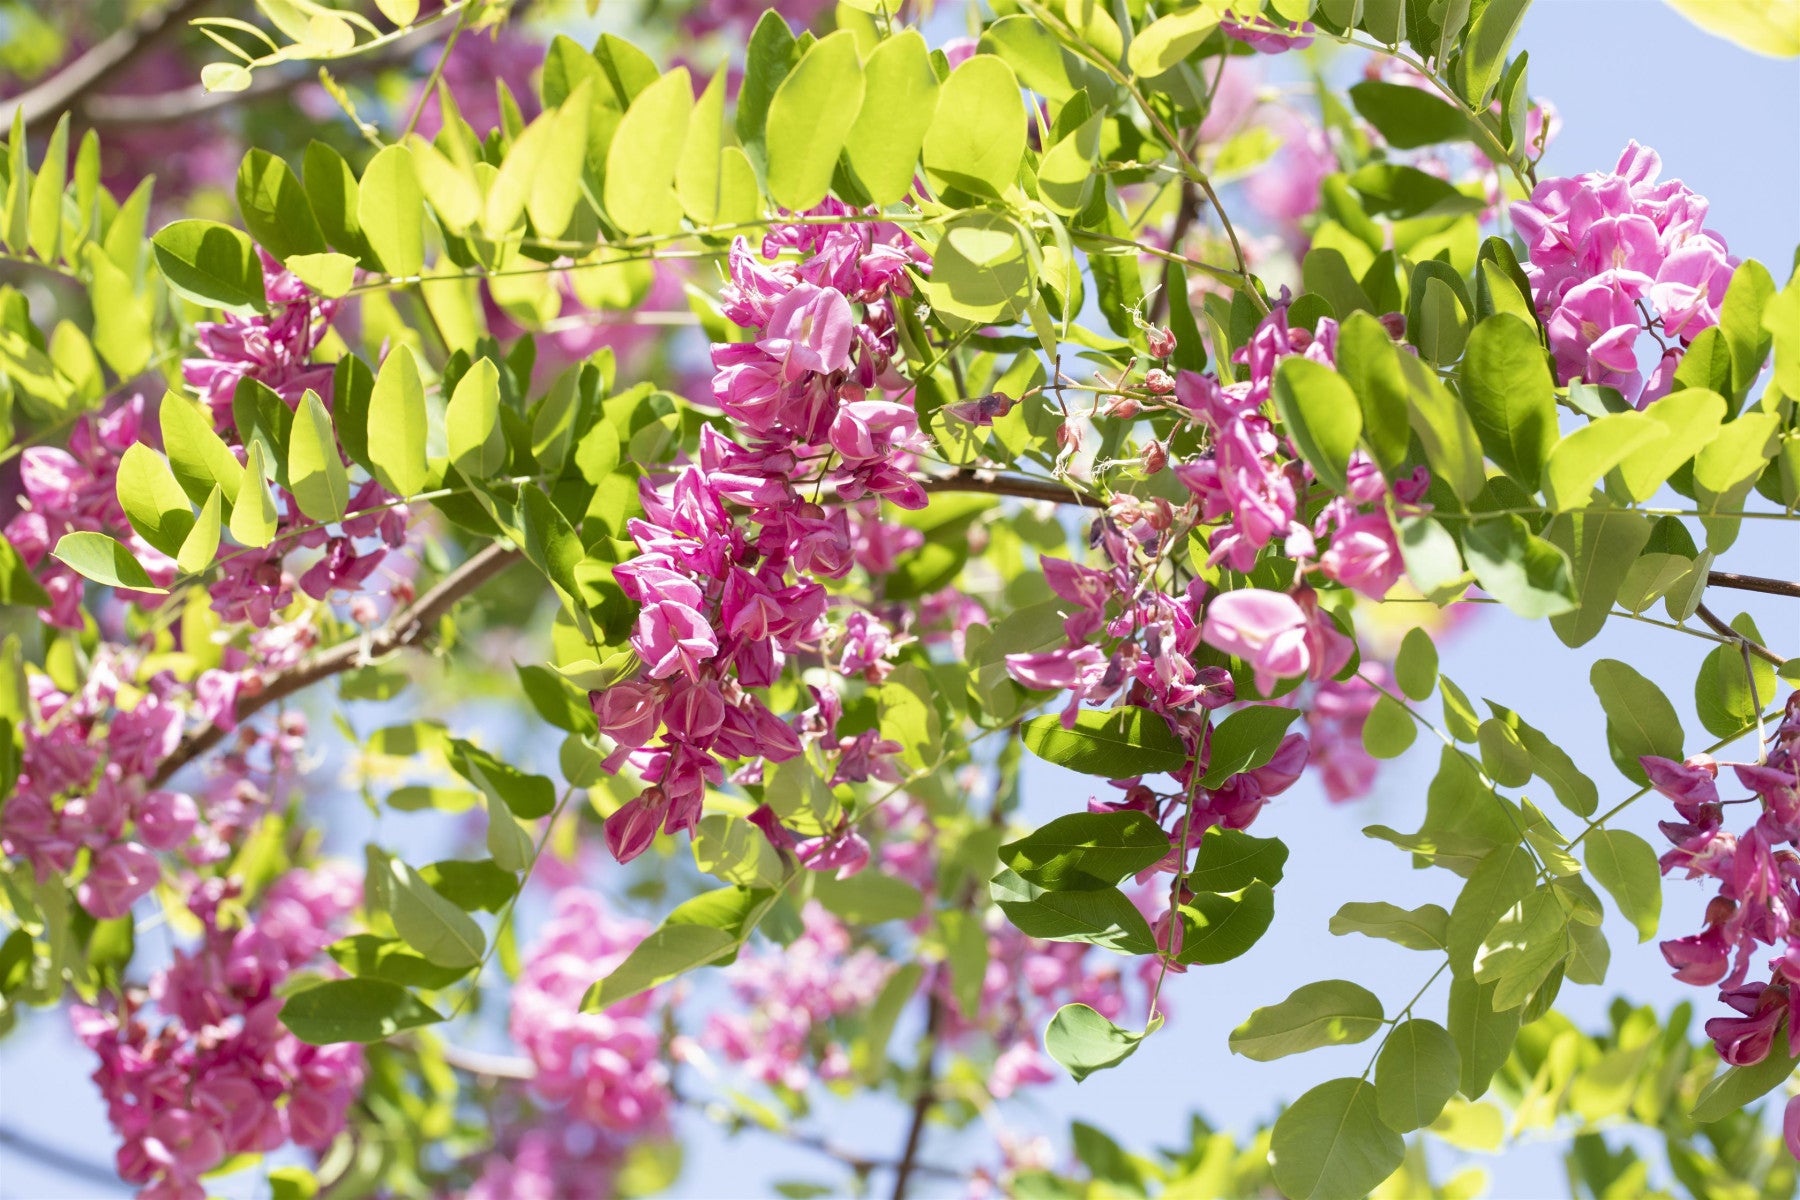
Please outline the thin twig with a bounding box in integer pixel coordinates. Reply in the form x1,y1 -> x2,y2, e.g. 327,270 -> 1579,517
890,986 -> 947,1200
147,543 -> 521,788
920,470 -> 1103,508
1706,570 -> 1800,600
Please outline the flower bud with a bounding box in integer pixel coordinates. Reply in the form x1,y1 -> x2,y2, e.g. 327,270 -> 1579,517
1378,311 -> 1407,340
1101,394 -> 1140,419
1705,895 -> 1738,925
1143,440 -> 1168,475
1145,325 -> 1178,358
1144,368 -> 1175,395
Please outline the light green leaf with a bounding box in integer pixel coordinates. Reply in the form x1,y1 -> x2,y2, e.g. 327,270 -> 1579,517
115,443 -> 195,558
1472,886 -> 1570,1010
1176,882 -> 1275,964
1044,1002 -> 1149,1082
766,31 -> 865,212
1446,841 -> 1535,978
446,357 -> 506,480
1270,1078 -> 1405,1200
1461,515 -> 1576,618
367,345 -> 429,497
284,251 -> 356,298
1401,352 -> 1484,502
1447,975 -> 1521,1099
1272,356 -> 1362,494
1690,1046 -> 1800,1124
1201,705 -> 1302,787
1394,626 -> 1438,701
287,390 -> 349,523
604,68 -> 693,236
692,813 -> 784,890
1589,658 -> 1683,785
1584,828 -> 1662,943
1187,826 -> 1288,894
1543,411 -> 1666,510
585,887 -> 778,1011
1545,505 -> 1653,647
845,30 -> 939,206
922,55 -> 1026,198
999,809 -> 1170,891
50,532 -> 165,593
236,149 -> 326,262
27,115 -> 67,263
1376,1018 -> 1461,1132
1228,980 -> 1383,1062
1618,387 -> 1725,500
1127,4 -> 1221,76
1329,900 -> 1450,951
1335,311 -> 1411,474
1362,693 -> 1417,759
992,870 -> 1157,955
230,441 -> 278,549
357,144 -> 424,278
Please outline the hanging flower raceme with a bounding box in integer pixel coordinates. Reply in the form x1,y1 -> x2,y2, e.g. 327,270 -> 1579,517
590,203 -> 931,864
71,869 -> 364,1200
1511,142 -> 1737,407
1647,692 -> 1800,1068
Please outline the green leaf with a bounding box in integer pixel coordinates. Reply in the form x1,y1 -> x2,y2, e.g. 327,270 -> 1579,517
1589,659 -> 1683,785
1348,79 -> 1470,148
935,907 -> 988,1015
1394,627 -> 1438,701
1461,515 -> 1576,618
115,443 -> 195,558
1584,828 -> 1662,943
992,871 -> 1157,955
766,31 -> 865,212
692,813 -> 784,890
451,742 -> 556,820
161,390 -> 245,508
1446,841 -> 1535,978
999,809 -> 1170,891
1187,827 -> 1287,894
604,68 -> 693,236
1545,505 -> 1653,648
50,532 -> 165,593
1272,356 -> 1362,494
814,868 -> 924,925
26,115 -> 66,262
1447,975 -> 1520,1099
1462,0 -> 1531,103
236,149 -> 326,262
853,963 -> 924,1084
1200,705 -> 1302,788
384,856 -> 486,969
0,538 -> 49,609
526,85 -> 594,239
1459,314 -> 1556,492
418,859 -> 517,913
922,55 -> 1025,198
1353,162 -> 1482,222
357,144 -> 424,277
284,251 -> 356,298
1329,900 -> 1450,951
367,345 -> 429,497
1543,411 -> 1667,510
446,357 -> 506,480
1617,387 -> 1725,501
1269,1078 -> 1405,1200
583,886 -> 777,1011
1020,706 -> 1187,778
152,219 -> 267,314
1694,613 -> 1779,739
1503,709 -> 1597,817
845,31 -> 940,206
278,978 -> 443,1045
1376,1019 -> 1461,1132
1472,886 -> 1570,1010
177,488 -> 223,575
1335,312 -> 1411,474
1127,4 -> 1221,76
1690,1045 -> 1800,1124
1395,514 -> 1466,596
1228,980 -> 1383,1062
327,934 -> 472,990
1476,716 -> 1531,786
230,442 -> 278,549
1362,694 -> 1417,759
1044,1002 -> 1149,1082
286,390 -> 349,523
303,140 -> 366,259
1176,881 -> 1275,965
878,662 -> 942,772
925,211 -> 1035,325
1401,352 -> 1485,502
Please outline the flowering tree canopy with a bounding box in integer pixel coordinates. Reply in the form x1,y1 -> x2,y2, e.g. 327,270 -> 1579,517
0,1 -> 1798,1197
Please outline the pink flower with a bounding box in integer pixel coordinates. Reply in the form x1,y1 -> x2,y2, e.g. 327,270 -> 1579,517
77,841 -> 160,918
758,283 -> 855,379
1199,590 -> 1311,694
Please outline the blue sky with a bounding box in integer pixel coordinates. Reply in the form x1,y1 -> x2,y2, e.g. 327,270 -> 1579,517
2,4 -> 1797,1199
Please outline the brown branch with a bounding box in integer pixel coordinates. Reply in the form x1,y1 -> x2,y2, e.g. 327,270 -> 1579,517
148,543 -> 521,789
1694,602 -> 1786,667
1149,179 -> 1200,326
890,985 -> 947,1200
921,470 -> 1103,508
0,0 -> 218,134
1707,570 -> 1800,600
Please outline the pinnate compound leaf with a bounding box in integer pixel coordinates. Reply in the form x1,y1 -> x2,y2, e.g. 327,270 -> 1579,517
1229,980 -> 1383,1062
1375,1018 -> 1461,1132
1270,1078 -> 1404,1200
1020,706 -> 1187,778
279,978 -> 442,1045
1044,1002 -> 1150,1082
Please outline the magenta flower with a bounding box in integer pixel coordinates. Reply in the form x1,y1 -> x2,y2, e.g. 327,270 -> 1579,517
758,283 -> 855,379
1199,589 -> 1312,694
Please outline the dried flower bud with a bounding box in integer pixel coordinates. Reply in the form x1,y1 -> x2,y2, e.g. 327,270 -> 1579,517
1101,394 -> 1140,419
1145,325 -> 1178,358
1143,440 -> 1168,475
1144,368 -> 1176,395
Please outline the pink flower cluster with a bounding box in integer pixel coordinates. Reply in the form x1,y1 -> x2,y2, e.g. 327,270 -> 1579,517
1512,142 -> 1738,408
705,901 -> 891,1089
182,250 -> 338,426
1648,692 -> 1800,1115
510,890 -> 673,1134
590,203 -> 930,862
4,396 -> 174,627
72,869 -> 364,1200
